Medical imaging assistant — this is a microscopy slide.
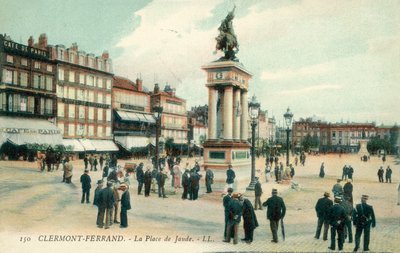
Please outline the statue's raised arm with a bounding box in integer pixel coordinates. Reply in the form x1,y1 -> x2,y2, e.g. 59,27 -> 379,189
215,5 -> 239,61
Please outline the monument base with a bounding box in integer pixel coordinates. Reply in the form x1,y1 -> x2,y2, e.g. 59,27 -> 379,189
203,140 -> 251,193
358,139 -> 370,157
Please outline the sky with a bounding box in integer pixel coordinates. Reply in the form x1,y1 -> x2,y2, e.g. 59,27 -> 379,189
1,0 -> 399,126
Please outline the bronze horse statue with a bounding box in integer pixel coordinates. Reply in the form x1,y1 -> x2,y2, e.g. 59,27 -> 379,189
215,6 -> 239,61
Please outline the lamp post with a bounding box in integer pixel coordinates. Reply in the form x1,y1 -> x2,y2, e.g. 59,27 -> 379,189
283,107 -> 293,166
153,105 -> 163,171
246,95 -> 260,191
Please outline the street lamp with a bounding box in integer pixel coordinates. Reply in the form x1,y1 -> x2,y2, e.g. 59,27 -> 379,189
153,105 -> 163,171
246,95 -> 260,191
283,107 -> 293,166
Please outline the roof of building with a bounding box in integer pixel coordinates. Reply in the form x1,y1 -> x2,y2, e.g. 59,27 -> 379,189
113,76 -> 138,91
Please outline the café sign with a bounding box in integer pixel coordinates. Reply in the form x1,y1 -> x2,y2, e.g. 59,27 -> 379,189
0,127 -> 60,135
3,40 -> 49,59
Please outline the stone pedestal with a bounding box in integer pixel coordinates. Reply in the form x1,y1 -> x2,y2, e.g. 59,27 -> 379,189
201,60 -> 253,193
358,139 -> 369,157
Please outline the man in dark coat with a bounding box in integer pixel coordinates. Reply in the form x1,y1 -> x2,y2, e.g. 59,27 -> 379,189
262,188 -> 286,243
223,188 -> 233,239
119,184 -> 131,228
226,164 -> 236,189
99,154 -> 104,170
93,180 -> 103,226
332,179 -> 343,197
144,165 -> 152,197
347,166 -> 354,180
157,169 -> 168,198
189,170 -> 201,200
98,181 -> 115,229
84,155 -> 89,170
319,162 -> 325,178
136,162 -> 144,195
340,195 -> 354,243
241,196 -> 258,244
254,177 -> 263,210
343,179 -> 354,205
353,195 -> 376,252
327,196 -> 347,251
377,166 -> 384,183
385,166 -> 392,183
314,192 -> 333,240
342,165 -> 348,180
80,169 -> 91,204
107,168 -> 118,182
274,164 -> 279,182
205,166 -> 214,193
223,192 -> 243,244
181,169 -> 190,200
93,156 -> 98,171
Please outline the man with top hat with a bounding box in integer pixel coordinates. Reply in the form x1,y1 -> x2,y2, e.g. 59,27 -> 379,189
93,180 -> 103,226
119,183 -> 131,228
80,169 -> 91,204
353,195 -> 376,252
314,192 -> 333,240
262,188 -> 286,243
327,195 -> 347,251
254,177 -> 263,210
223,192 -> 243,245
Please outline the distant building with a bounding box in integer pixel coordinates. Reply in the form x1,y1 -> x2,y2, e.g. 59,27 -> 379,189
150,84 -> 188,144
0,34 -> 62,151
187,105 -> 208,148
112,76 -> 156,151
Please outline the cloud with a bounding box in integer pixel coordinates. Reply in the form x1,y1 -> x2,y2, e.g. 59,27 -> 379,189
278,84 -> 342,96
260,62 -> 335,81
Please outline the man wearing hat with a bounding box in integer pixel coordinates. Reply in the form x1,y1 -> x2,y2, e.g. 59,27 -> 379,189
98,181 -> 115,229
343,179 -> 353,205
223,192 -> 243,244
119,183 -> 131,228
352,195 -> 376,252
314,192 -> 333,240
136,162 -> 144,195
144,165 -> 153,197
226,164 -> 236,190
94,180 -> 103,226
332,179 -> 343,197
80,169 -> 91,204
340,195 -> 354,243
254,177 -> 263,210
262,189 -> 286,243
241,195 -> 259,244
223,188 -> 234,239
327,196 -> 347,251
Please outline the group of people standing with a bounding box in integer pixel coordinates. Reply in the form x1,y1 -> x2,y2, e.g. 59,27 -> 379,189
377,165 -> 392,183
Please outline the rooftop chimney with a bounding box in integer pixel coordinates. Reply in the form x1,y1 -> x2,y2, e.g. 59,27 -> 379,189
28,36 -> 34,47
154,83 -> 160,94
71,42 -> 78,51
102,50 -> 109,59
136,78 -> 143,92
38,33 -> 48,49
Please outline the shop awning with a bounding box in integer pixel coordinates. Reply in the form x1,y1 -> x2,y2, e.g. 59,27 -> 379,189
115,110 -> 155,124
115,135 -> 155,150
90,139 -> 119,152
0,116 -> 62,146
79,139 -> 96,152
62,139 -> 85,152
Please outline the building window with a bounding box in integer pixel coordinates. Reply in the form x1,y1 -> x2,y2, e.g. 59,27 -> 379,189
69,71 -> 75,82
79,106 -> 85,119
79,55 -> 85,65
57,85 -> 64,98
46,65 -> 53,72
28,96 -> 34,113
88,107 -> 94,120
34,61 -> 41,69
77,89 -> 84,101
97,126 -> 104,137
97,78 -> 103,88
97,92 -> 103,104
2,69 -> 13,83
97,108 -> 103,122
68,123 -> 75,136
79,73 -> 85,84
88,125 -> 94,136
58,48 -> 64,61
88,57 -> 94,68
58,69 -> 64,81
88,91 -> 94,102
77,124 -> 85,136
19,96 -> 27,112
46,76 -> 53,91
6,55 -> 13,63
106,79 -> 111,90
40,98 -> 45,114
57,123 -> 65,135
106,126 -> 111,137
33,74 -> 41,89
0,93 -> 5,110
68,87 -> 75,99
58,103 -> 64,117
69,53 -> 75,64
87,75 -> 94,86
20,72 -> 28,87
106,109 -> 111,122
68,104 -> 75,118
45,99 -> 53,114
105,94 -> 111,105
21,58 -> 28,66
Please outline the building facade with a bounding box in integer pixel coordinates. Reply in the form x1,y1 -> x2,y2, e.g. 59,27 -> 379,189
0,34 -> 62,151
150,84 -> 188,144
49,38 -> 117,153
112,76 -> 155,151
187,105 -> 208,148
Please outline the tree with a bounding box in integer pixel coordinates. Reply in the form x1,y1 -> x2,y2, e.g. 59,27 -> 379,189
367,136 -> 391,154
301,134 -> 319,152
